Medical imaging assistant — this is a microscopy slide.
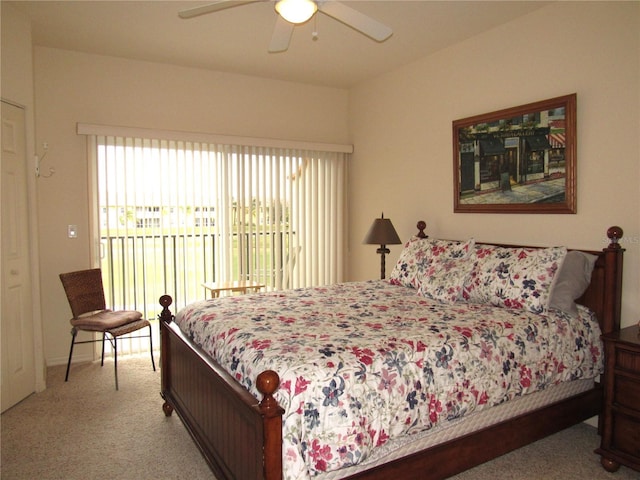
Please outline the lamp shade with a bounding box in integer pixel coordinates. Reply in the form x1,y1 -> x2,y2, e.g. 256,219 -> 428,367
275,0 -> 317,24
363,215 -> 402,246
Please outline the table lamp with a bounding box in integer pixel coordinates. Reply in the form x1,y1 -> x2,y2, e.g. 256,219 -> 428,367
363,213 -> 402,280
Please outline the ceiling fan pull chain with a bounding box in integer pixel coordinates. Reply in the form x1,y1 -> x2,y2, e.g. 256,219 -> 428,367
312,14 -> 319,41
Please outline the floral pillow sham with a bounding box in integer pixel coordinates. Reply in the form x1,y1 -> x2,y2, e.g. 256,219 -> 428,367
416,256 -> 477,304
388,236 -> 475,289
462,245 -> 567,315
391,237 -> 574,315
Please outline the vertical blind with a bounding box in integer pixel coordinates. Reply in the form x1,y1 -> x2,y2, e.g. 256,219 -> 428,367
81,126 -> 350,356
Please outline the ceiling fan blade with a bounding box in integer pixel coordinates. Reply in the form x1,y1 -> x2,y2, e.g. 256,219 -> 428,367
178,1 -> 262,19
318,1 -> 392,42
268,15 -> 295,53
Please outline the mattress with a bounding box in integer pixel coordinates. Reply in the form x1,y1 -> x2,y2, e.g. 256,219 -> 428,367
317,377 -> 594,479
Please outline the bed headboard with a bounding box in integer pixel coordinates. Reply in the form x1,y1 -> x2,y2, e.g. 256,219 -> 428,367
413,222 -> 624,335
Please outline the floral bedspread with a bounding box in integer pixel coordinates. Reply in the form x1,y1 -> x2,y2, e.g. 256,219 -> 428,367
175,280 -> 603,480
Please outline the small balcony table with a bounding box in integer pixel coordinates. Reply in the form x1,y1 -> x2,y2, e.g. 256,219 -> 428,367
201,280 -> 265,298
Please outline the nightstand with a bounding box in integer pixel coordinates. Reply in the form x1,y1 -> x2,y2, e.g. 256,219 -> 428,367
596,325 -> 640,473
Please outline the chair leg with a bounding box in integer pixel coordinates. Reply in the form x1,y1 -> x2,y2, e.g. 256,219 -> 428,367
148,324 -> 156,372
101,333 -> 106,366
113,335 -> 118,391
65,327 -> 78,382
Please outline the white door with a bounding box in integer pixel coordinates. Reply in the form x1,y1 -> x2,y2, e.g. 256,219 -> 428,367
1,100 -> 36,412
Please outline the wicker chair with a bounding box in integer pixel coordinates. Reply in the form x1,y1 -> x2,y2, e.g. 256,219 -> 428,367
59,268 -> 155,390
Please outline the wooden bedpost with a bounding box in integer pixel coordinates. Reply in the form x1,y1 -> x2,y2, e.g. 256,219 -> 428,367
257,370 -> 285,480
601,226 -> 624,335
159,295 -> 174,416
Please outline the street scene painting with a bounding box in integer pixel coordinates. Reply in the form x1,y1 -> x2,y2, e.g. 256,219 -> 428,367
453,94 -> 576,214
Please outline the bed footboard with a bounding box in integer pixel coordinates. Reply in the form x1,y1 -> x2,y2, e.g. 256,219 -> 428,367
159,295 -> 284,480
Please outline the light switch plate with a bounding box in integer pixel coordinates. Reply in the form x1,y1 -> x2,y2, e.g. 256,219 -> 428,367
68,224 -> 77,238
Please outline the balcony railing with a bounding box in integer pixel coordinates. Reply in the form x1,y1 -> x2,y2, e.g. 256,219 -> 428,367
100,231 -> 293,320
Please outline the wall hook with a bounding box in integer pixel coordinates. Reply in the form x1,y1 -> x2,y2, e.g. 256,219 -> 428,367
35,142 -> 55,178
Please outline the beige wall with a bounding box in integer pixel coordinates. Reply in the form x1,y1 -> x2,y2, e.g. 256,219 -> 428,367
348,2 -> 640,328
33,48 -> 349,365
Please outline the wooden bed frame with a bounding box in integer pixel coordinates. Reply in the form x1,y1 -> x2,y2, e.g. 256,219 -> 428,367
159,224 -> 625,480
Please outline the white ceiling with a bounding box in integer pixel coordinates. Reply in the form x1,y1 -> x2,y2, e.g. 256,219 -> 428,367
8,0 -> 551,88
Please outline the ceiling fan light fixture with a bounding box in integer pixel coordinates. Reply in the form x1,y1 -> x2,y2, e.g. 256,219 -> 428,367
275,0 -> 317,24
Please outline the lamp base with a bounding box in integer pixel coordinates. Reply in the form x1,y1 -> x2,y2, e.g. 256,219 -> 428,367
376,245 -> 390,280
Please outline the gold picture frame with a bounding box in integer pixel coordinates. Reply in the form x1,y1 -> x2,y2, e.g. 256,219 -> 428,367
453,94 -> 576,214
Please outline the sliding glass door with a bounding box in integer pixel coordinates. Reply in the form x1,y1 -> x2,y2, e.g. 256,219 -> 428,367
86,130 -> 348,354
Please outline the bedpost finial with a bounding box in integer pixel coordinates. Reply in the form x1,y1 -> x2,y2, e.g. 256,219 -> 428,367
159,295 -> 173,308
606,226 -> 623,249
416,220 -> 428,239
257,370 -> 280,395
257,370 -> 283,417
159,295 -> 174,323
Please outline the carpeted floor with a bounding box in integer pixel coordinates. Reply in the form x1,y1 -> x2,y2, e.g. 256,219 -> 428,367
1,356 -> 638,480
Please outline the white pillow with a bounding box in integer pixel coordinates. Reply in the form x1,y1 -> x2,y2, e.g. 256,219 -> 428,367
548,251 -> 598,316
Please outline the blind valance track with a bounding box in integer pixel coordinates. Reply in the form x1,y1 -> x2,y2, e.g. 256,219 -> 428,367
77,123 -> 354,154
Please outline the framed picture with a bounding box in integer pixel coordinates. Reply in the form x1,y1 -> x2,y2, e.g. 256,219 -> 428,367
453,94 -> 576,214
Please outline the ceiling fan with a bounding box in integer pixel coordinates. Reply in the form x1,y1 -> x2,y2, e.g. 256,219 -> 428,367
178,0 -> 393,53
